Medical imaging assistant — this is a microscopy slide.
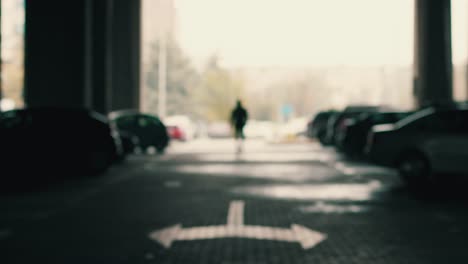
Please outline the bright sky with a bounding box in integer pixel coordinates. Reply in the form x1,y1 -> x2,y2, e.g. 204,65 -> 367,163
175,0 -> 467,68
452,0 -> 468,66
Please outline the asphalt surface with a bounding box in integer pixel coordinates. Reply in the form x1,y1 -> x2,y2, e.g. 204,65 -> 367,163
1,138 -> 468,263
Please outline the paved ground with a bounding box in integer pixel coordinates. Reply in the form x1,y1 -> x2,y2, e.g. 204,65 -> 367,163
1,138 -> 468,263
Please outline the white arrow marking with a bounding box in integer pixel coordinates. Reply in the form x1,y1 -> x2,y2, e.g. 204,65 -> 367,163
227,200 -> 244,226
149,201 -> 326,249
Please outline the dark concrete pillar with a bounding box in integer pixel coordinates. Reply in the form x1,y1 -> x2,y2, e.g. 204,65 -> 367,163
110,0 -> 141,111
413,0 -> 453,108
466,64 -> 468,100
0,2 -> 3,101
24,0 -> 140,112
24,0 -> 91,108
90,0 -> 114,114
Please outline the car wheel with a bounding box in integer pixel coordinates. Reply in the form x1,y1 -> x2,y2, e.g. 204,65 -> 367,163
155,145 -> 165,154
397,152 -> 432,187
317,131 -> 328,145
115,152 -> 126,163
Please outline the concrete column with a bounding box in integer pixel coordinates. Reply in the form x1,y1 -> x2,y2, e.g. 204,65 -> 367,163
24,0 -> 91,108
90,0 -> 114,114
413,0 -> 453,108
0,2 -> 3,101
24,0 -> 140,112
110,0 -> 141,111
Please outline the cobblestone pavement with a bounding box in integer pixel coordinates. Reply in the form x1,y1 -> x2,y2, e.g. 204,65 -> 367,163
1,139 -> 468,263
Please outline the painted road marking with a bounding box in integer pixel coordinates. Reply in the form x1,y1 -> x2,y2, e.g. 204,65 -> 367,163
164,181 -> 182,188
149,200 -> 326,250
334,162 -> 356,175
227,200 -> 244,226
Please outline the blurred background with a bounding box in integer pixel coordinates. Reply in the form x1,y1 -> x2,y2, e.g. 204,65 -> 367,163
2,1 -> 468,263
2,0 -> 467,142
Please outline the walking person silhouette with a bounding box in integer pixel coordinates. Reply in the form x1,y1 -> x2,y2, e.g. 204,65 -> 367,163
230,100 -> 248,153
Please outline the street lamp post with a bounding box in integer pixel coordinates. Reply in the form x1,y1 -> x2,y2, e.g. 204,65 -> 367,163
158,35 -> 167,119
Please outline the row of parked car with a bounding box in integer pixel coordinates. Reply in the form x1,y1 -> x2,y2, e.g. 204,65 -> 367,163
0,107 -> 170,184
308,104 -> 468,187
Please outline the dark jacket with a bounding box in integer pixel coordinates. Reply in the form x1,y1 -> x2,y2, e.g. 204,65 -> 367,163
231,106 -> 248,129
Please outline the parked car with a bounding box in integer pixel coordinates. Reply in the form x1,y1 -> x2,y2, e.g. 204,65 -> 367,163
109,110 -> 169,153
365,107 -> 468,185
339,111 -> 413,155
118,130 -> 140,156
320,111 -> 341,145
0,107 -> 121,180
326,105 -> 386,146
164,115 -> 196,141
307,110 -> 337,144
167,125 -> 186,141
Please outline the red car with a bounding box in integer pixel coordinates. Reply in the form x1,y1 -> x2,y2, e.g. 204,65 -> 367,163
167,125 -> 186,141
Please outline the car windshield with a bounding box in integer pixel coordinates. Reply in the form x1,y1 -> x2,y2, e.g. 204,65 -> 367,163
370,112 -> 410,124
115,116 -> 135,128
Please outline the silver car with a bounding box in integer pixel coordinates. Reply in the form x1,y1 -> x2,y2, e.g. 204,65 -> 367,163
365,107 -> 468,185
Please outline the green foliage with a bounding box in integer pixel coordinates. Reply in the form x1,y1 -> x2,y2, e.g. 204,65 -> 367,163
192,57 -> 246,122
145,39 -> 199,116
144,43 -> 247,122
261,73 -> 332,120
